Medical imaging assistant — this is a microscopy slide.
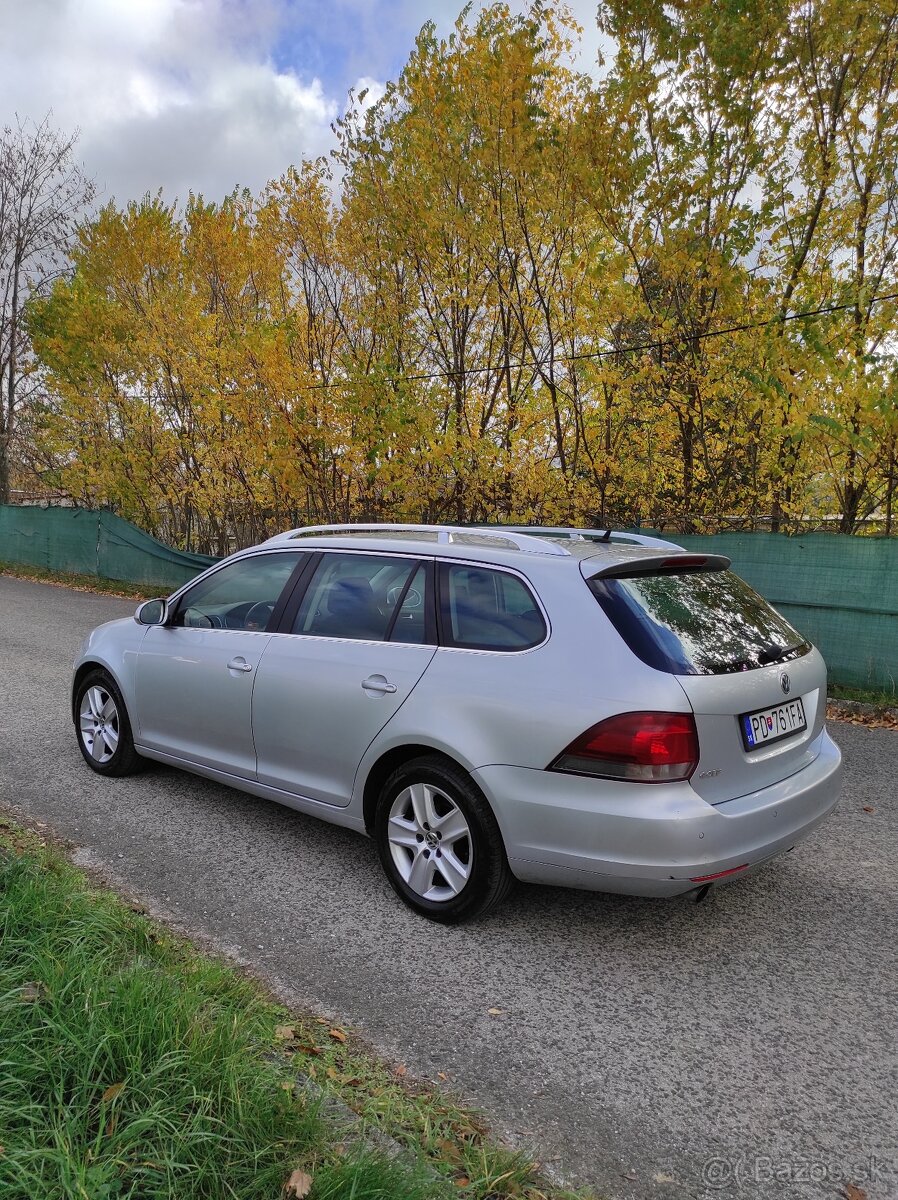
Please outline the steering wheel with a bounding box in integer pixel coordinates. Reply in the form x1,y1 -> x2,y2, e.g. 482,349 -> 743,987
244,602 -> 275,631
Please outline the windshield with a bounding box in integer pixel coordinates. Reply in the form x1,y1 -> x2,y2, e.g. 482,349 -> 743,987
589,569 -> 810,675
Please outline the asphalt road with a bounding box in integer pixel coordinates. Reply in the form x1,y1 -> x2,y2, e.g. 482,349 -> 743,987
1,573 -> 896,1200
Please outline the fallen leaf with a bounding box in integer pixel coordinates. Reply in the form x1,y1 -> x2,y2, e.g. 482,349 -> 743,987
275,1025 -> 296,1041
101,1082 -> 125,1103
285,1168 -> 313,1198
454,1176 -> 471,1188
326,1066 -> 339,1080
19,982 -> 44,1003
487,1007 -> 504,1016
280,1082 -> 294,1092
436,1138 -> 463,1162
296,1044 -> 321,1057
862,806 -> 876,814
437,1071 -> 449,1081
328,1028 -> 347,1043
843,1186 -> 867,1200
394,1064 -> 407,1077
652,1171 -> 675,1184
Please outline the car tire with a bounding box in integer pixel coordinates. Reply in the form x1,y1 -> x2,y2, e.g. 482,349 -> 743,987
74,669 -> 147,777
374,755 -> 513,923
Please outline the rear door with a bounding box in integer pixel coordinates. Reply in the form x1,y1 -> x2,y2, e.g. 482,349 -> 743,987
251,551 -> 437,805
586,562 -> 826,803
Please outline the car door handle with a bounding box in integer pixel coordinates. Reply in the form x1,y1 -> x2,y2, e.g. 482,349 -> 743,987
361,675 -> 397,694
226,657 -> 253,673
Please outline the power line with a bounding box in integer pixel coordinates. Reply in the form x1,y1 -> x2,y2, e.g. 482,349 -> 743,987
301,288 -> 898,392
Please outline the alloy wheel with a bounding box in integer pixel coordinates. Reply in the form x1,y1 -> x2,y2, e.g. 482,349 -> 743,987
386,781 -> 473,901
79,684 -> 120,765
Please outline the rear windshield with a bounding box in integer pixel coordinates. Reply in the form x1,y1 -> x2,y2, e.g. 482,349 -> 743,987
588,569 -> 810,675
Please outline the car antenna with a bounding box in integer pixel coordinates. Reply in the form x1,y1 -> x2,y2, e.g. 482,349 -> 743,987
599,528 -> 612,542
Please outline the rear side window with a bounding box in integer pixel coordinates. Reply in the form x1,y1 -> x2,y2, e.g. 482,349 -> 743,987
440,564 -> 546,651
588,569 -> 809,675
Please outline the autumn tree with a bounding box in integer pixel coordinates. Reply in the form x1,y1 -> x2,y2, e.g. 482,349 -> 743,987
0,114 -> 94,502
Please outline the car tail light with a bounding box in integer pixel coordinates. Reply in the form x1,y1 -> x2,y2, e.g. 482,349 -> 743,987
549,711 -> 699,782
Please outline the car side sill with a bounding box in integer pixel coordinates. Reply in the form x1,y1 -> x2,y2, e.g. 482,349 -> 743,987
134,746 -> 369,835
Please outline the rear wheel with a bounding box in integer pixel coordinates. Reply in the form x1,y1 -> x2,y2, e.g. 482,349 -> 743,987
75,669 -> 146,777
374,756 -> 513,923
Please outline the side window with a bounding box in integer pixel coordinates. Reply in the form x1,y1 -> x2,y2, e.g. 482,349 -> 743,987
171,553 -> 304,631
440,564 -> 546,651
292,553 -> 420,641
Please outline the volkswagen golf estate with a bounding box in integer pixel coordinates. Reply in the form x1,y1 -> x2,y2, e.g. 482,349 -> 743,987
72,524 -> 842,921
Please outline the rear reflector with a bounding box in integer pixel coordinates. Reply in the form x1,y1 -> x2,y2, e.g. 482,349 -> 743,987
689,864 -> 749,883
549,711 -> 699,783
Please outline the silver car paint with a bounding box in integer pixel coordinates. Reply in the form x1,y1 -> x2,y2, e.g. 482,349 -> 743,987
136,625 -> 271,779
252,634 -> 436,805
72,531 -> 843,897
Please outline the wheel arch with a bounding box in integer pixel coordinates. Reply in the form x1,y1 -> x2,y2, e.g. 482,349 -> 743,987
71,660 -> 127,722
361,744 -> 476,835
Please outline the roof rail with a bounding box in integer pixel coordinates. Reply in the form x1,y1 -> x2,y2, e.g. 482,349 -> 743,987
265,523 -> 572,556
495,526 -> 684,551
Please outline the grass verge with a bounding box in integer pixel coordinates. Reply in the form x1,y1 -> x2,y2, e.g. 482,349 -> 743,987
0,559 -> 163,600
828,682 -> 897,707
0,818 -> 589,1200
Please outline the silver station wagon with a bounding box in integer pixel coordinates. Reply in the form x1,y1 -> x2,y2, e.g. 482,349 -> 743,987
72,524 -> 843,922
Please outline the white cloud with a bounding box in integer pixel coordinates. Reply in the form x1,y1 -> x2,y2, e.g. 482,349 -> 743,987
0,0 -> 609,208
0,0 -> 337,205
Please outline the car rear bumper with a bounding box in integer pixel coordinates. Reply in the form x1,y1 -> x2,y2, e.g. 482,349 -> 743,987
473,729 -> 842,897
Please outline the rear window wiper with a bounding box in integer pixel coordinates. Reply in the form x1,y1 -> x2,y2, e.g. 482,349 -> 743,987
705,656 -> 754,674
757,642 -> 795,666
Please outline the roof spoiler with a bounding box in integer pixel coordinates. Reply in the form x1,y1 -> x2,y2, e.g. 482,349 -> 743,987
585,553 -> 732,580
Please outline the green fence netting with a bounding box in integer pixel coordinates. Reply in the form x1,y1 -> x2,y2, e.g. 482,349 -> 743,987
1,507 -> 896,690
0,506 -> 217,591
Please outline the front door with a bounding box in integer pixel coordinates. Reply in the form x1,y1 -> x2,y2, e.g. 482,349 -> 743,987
135,551 -> 305,778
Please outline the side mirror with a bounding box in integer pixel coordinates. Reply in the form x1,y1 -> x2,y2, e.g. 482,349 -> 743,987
135,598 -> 168,626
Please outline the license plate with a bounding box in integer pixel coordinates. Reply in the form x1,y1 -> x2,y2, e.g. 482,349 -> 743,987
740,697 -> 807,751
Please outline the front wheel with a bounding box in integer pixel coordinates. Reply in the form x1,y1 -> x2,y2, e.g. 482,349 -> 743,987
75,669 -> 147,777
374,756 -> 513,923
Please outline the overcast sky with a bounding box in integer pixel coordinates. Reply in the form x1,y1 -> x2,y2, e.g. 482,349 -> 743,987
0,0 -> 604,208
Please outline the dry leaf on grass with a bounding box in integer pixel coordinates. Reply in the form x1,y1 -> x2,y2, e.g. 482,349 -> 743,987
285,1167 -> 313,1198
101,1082 -> 125,1103
394,1064 -> 407,1077
275,1025 -> 296,1041
328,1027 -> 347,1043
827,704 -> 898,731
19,982 -> 44,1003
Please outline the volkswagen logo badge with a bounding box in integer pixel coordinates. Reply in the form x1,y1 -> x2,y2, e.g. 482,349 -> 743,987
780,672 -> 791,695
